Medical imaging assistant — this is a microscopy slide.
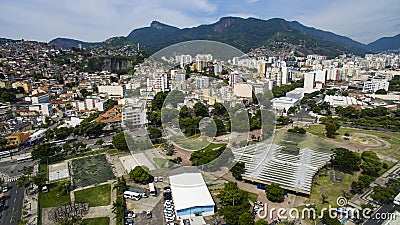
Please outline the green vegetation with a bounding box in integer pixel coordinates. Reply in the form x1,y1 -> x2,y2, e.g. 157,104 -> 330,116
112,132 -> 129,152
309,168 -> 357,210
238,211 -> 254,225
265,183 -> 285,202
330,148 -> 361,173
333,106 -> 400,130
39,182 -> 71,208
72,154 -> 115,187
325,119 -> 340,138
287,126 -> 306,134
276,116 -> 292,125
112,195 -> 124,225
272,79 -> 303,98
129,166 -> 152,184
371,178 -> 400,204
82,217 -> 110,225
375,89 -> 387,94
74,184 -> 111,207
0,87 -> 24,103
389,75 -> 400,91
305,125 -> 400,159
217,182 -> 251,225
230,162 -> 245,181
190,144 -> 227,166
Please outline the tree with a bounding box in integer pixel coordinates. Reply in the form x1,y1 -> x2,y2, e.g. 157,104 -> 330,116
238,211 -> 254,225
151,92 -> 168,110
218,182 -> 247,206
112,132 -> 129,152
0,138 -> 7,150
112,197 -> 125,220
147,125 -> 162,140
255,220 -> 269,225
113,176 -> 127,195
325,119 -> 340,138
331,148 -> 361,173
217,182 -> 250,225
277,116 -> 292,125
32,172 -> 47,189
287,106 -> 298,115
230,162 -> 245,181
104,99 -> 118,111
321,211 -> 341,225
287,126 -> 306,134
194,102 -> 209,117
265,183 -> 284,202
32,143 -> 59,161
21,166 -> 34,177
16,175 -> 31,192
361,151 -> 382,177
179,105 -> 192,119
326,89 -> 336,96
375,89 -> 387,95
57,180 -> 71,196
129,166 -> 152,184
351,174 -> 373,194
371,185 -> 395,204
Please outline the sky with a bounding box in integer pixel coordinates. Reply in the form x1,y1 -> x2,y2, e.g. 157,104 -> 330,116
0,0 -> 399,44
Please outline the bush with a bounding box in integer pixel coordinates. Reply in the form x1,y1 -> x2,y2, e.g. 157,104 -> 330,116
265,183 -> 284,202
287,126 -> 306,134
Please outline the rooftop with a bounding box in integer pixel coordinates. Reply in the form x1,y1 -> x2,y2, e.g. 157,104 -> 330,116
169,173 -> 215,211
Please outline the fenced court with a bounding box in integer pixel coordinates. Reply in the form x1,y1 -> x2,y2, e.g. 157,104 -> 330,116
71,154 -> 115,188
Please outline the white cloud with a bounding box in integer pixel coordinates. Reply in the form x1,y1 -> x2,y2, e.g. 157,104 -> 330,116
297,0 -> 400,43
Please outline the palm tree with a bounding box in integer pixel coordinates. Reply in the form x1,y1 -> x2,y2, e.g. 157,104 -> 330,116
16,176 -> 31,194
112,198 -> 124,219
113,177 -> 127,194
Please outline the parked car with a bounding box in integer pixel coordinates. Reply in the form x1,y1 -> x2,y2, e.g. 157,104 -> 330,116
146,210 -> 152,219
126,211 -> 136,219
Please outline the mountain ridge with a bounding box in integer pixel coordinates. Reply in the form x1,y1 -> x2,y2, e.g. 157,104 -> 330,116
45,17 -> 399,57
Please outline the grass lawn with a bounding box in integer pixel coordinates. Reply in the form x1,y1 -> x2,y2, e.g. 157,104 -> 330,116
154,157 -> 168,168
82,217 -> 110,225
174,137 -> 210,150
74,184 -> 111,207
306,124 -> 400,159
308,169 -> 356,210
39,182 -> 71,208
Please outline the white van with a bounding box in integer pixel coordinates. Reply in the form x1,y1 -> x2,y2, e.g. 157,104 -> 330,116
123,191 -> 142,200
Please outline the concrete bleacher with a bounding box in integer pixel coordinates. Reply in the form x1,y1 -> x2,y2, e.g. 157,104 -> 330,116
232,143 -> 332,194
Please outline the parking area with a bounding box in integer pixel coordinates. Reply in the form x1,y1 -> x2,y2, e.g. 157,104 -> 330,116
132,198 -> 164,225
125,180 -> 171,225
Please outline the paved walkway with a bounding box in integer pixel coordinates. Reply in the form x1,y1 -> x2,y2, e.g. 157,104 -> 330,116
22,163 -> 39,225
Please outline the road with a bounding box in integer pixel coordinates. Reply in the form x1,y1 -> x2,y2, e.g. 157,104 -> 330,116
0,181 -> 24,225
0,160 -> 36,181
363,203 -> 400,225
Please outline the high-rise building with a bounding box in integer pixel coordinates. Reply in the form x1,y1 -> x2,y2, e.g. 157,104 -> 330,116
304,72 -> 316,90
362,77 -> 389,93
